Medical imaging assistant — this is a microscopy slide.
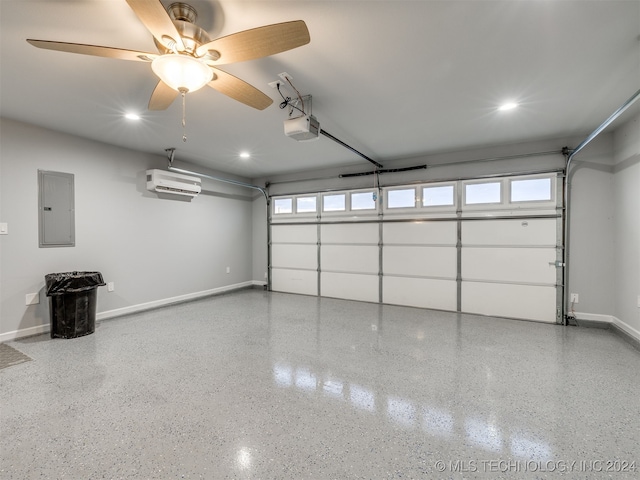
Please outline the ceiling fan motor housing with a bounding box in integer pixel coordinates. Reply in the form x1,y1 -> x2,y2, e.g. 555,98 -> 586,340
154,20 -> 211,55
153,2 -> 219,60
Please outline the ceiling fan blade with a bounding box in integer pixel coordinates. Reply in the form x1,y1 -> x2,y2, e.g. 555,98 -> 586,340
27,39 -> 157,62
148,80 -> 179,110
196,20 -> 310,64
125,0 -> 186,52
208,68 -> 273,110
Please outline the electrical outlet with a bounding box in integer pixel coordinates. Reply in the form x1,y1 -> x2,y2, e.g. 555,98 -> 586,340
268,80 -> 282,89
107,282 -> 114,292
25,293 -> 39,305
278,72 -> 292,82
226,267 -> 230,274
264,272 -> 268,279
570,293 -> 579,304
0,223 -> 7,235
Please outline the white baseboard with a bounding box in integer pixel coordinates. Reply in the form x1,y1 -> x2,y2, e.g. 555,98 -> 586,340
611,316 -> 640,345
573,312 -> 612,324
97,281 -> 255,320
575,311 -> 640,344
0,323 -> 50,343
1,282 -> 255,343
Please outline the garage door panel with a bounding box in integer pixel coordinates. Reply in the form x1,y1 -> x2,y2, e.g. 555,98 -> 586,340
321,223 -> 378,244
462,247 -> 556,284
321,245 -> 378,273
462,282 -> 556,322
321,272 -> 379,303
462,218 -> 556,246
383,277 -> 457,311
272,269 -> 318,296
383,246 -> 456,278
272,244 -> 317,270
271,225 -> 317,243
383,221 -> 457,245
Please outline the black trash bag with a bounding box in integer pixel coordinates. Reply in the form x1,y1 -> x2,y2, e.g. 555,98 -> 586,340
45,272 -> 106,339
45,271 -> 106,295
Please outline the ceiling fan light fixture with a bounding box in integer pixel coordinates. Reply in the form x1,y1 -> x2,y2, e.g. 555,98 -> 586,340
151,54 -> 213,93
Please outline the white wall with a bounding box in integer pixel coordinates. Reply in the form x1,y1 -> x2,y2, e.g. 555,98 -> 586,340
612,112 -> 640,335
566,135 -> 615,316
0,118 -> 255,340
3,115 -> 635,340
252,195 -> 268,285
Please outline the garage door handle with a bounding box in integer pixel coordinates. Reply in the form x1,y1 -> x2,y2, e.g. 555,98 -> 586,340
549,261 -> 565,267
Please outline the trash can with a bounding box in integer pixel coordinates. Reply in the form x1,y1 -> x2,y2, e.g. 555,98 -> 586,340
45,271 -> 106,339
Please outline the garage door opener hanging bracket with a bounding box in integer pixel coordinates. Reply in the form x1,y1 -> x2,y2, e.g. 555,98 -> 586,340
276,75 -> 383,169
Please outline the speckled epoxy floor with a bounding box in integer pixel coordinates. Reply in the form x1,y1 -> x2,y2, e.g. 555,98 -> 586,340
1,289 -> 639,479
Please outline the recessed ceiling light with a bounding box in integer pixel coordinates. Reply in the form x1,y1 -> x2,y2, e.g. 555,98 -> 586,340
498,102 -> 519,111
239,151 -> 250,159
124,113 -> 141,120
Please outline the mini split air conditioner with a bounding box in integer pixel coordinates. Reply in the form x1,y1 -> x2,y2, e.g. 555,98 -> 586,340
146,169 -> 201,197
284,114 -> 320,141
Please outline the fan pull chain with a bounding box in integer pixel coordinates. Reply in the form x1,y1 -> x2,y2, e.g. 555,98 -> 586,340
181,90 -> 187,142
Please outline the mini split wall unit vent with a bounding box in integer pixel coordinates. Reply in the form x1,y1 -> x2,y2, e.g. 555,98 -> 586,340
284,114 -> 320,141
146,169 -> 201,197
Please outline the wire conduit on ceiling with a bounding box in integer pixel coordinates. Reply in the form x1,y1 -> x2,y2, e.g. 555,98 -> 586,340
165,147 -> 268,201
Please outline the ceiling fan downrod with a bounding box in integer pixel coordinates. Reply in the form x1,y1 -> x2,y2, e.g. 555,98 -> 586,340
154,2 -> 214,57
167,2 -> 198,23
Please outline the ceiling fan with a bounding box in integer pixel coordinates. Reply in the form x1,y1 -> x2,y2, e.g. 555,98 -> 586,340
27,0 -> 310,111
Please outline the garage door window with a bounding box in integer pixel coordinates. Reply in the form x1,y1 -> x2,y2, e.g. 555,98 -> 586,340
510,177 -> 552,202
351,191 -> 376,210
464,182 -> 501,205
297,196 -> 317,213
423,185 -> 455,207
323,194 -> 346,212
274,198 -> 293,214
387,188 -> 416,209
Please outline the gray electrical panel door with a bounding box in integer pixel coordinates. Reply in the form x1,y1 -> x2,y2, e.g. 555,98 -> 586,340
38,170 -> 75,247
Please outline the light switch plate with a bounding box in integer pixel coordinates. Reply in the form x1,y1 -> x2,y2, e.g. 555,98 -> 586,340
0,223 -> 7,235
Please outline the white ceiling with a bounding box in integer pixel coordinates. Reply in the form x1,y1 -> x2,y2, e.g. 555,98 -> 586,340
1,0 -> 639,178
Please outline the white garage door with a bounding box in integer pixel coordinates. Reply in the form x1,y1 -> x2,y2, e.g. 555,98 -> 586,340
271,224 -> 318,296
382,221 -> 458,311
269,173 -> 562,323
461,218 -> 559,322
320,223 -> 379,302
